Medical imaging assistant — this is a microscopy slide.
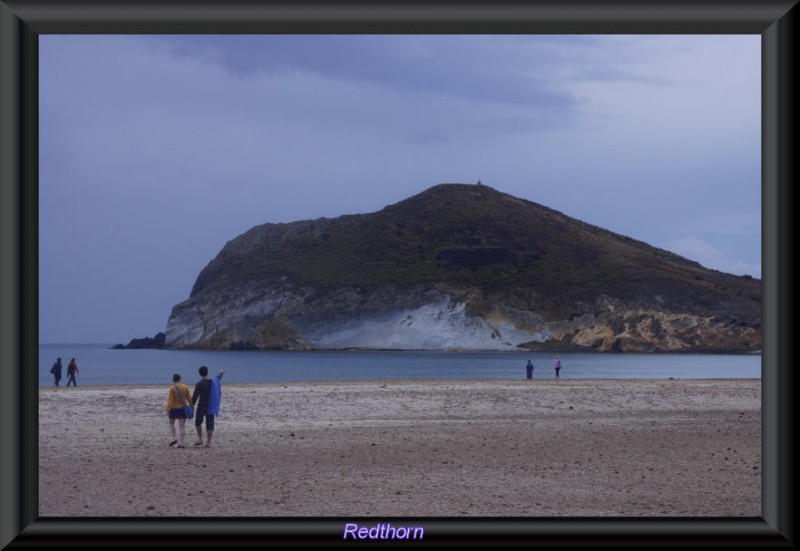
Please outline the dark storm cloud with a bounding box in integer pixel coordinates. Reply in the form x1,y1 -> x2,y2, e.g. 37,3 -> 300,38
157,35 -> 578,109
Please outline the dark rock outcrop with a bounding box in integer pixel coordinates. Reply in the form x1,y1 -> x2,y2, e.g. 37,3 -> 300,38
112,332 -> 167,350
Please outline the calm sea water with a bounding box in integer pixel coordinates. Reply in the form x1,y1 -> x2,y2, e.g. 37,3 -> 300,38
39,343 -> 762,387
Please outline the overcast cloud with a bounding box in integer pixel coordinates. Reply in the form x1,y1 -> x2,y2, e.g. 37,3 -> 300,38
39,34 -> 761,343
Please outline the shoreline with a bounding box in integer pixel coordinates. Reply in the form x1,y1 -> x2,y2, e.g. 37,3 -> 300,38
38,376 -> 761,391
42,341 -> 763,354
40,378 -> 761,517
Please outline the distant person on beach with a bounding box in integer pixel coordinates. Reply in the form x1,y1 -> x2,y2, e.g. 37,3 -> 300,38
526,359 -> 534,380
554,355 -> 562,380
66,358 -> 79,387
167,373 -> 192,448
50,357 -> 63,387
192,366 -> 225,448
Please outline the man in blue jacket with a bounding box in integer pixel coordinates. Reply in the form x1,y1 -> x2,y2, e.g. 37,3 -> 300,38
192,365 -> 225,448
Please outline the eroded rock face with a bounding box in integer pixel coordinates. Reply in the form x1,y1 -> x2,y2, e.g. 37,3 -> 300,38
165,285 -> 760,352
164,184 -> 762,352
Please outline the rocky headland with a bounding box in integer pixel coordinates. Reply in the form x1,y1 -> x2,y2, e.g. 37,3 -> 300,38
163,183 -> 761,352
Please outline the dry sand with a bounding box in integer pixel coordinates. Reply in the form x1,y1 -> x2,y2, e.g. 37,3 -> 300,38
39,378 -> 760,517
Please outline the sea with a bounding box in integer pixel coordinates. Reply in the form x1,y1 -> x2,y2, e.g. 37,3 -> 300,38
38,343 -> 762,388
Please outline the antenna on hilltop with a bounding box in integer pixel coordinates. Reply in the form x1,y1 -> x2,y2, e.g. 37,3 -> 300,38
477,178 -> 482,186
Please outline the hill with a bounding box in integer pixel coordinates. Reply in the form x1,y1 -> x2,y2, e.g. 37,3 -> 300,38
164,183 -> 761,352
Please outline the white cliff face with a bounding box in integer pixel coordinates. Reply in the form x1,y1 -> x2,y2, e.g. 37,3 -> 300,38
165,291 -> 543,351
306,299 -> 541,350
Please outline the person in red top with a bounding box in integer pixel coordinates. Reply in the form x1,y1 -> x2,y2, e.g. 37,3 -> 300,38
66,358 -> 79,387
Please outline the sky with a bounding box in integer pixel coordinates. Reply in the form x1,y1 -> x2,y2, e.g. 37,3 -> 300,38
39,34 -> 761,344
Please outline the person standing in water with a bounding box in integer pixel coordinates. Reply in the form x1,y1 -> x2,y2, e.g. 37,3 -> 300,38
554,355 -> 562,380
526,359 -> 534,380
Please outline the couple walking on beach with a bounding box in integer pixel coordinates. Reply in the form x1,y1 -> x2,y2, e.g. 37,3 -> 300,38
167,366 -> 224,448
50,357 -> 79,387
526,355 -> 562,380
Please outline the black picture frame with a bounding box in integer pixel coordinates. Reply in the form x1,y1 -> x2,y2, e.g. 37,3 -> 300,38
1,1 -> 796,548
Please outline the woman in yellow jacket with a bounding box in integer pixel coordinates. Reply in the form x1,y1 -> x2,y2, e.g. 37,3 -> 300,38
167,373 -> 193,448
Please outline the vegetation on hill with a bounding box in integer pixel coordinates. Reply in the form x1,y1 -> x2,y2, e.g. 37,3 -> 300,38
191,183 -> 761,326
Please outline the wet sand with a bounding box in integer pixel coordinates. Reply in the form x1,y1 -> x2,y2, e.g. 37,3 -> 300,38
39,378 -> 760,517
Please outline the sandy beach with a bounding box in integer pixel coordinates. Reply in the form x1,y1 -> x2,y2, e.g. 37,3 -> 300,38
39,379 -> 760,517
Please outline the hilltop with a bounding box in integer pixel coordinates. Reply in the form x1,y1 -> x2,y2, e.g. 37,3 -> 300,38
164,183 -> 761,352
